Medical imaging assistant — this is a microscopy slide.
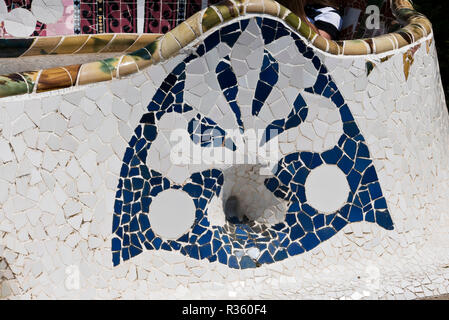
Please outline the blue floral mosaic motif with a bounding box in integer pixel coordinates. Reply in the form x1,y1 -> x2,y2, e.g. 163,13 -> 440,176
112,17 -> 394,269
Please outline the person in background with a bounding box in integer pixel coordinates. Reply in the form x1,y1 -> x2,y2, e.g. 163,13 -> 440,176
277,0 -> 343,40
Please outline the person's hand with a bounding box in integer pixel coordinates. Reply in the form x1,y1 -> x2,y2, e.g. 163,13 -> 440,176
318,29 -> 332,40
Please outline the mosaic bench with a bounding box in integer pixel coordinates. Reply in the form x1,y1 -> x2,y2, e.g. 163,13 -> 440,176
0,0 -> 448,299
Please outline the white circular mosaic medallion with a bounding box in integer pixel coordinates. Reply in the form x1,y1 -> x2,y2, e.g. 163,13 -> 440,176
31,0 -> 64,24
3,8 -> 37,37
305,164 -> 349,213
149,189 -> 196,240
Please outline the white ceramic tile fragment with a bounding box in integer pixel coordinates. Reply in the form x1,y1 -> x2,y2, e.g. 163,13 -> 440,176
31,0 -> 63,24
3,8 -> 37,37
305,165 -> 349,213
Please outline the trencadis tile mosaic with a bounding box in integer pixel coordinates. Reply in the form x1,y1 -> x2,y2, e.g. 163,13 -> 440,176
111,17 -> 394,268
0,0 -> 447,300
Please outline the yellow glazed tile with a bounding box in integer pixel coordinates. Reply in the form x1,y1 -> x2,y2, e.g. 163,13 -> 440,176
327,41 -> 341,55
214,0 -> 240,22
201,7 -> 221,33
22,37 -> 63,56
245,0 -> 264,14
233,0 -> 246,15
159,32 -> 182,60
373,35 -> 396,53
284,12 -> 299,30
52,35 -> 90,54
169,22 -> 196,47
129,49 -> 153,70
144,40 -> 162,64
102,34 -> 140,53
183,14 -> 202,37
312,35 -> 328,52
404,23 -> 425,40
76,34 -> 115,54
126,34 -> 161,52
0,0 -> 438,100
262,0 -> 280,17
298,18 -> 314,41
278,3 -> 288,18
413,16 -> 432,34
118,55 -> 139,78
77,61 -> 114,85
343,40 -> 370,55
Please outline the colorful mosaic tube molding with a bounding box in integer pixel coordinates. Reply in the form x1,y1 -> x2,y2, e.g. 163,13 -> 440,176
0,0 -> 433,98
0,34 -> 162,58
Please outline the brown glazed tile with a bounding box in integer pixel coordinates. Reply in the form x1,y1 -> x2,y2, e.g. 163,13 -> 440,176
404,23 -> 425,41
64,64 -> 82,84
36,67 -> 74,92
391,32 -> 412,48
426,38 -> 432,54
364,38 -> 375,54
